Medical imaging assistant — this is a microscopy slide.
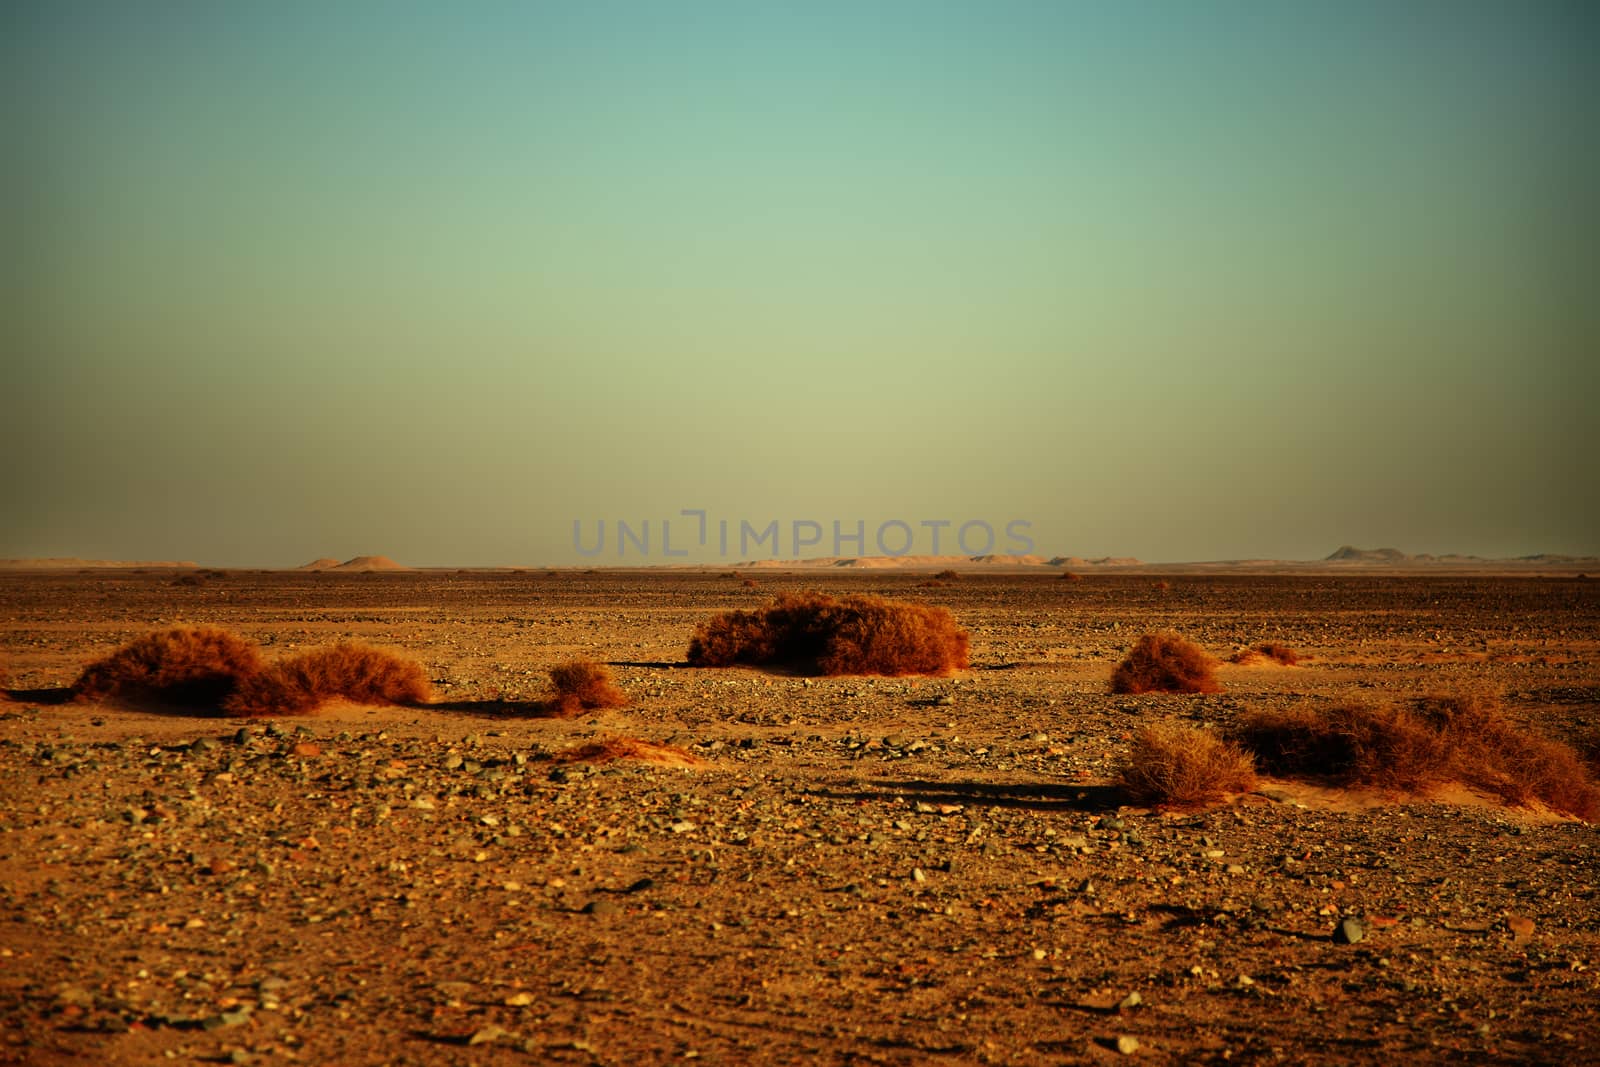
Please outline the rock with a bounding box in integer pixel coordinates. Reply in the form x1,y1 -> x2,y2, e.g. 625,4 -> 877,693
1115,1035 -> 1140,1054
1333,918 -> 1365,944
442,754 -> 463,771
290,741 -> 321,758
469,1024 -> 510,1046
1118,992 -> 1142,1011
583,899 -> 618,917
1507,915 -> 1535,938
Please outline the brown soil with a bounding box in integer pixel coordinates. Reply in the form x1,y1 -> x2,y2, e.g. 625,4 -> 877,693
1,570 -> 1596,1065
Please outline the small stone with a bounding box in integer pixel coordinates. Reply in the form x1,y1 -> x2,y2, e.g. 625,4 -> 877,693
912,867 -> 927,883
1333,918 -> 1365,945
1118,992 -> 1142,1011
504,991 -> 535,1007
934,695 -> 956,707
442,754 -> 463,771
583,899 -> 618,917
1115,1035 -> 1140,1055
290,741 -> 321,758
1506,915 -> 1535,938
468,1024 -> 509,1046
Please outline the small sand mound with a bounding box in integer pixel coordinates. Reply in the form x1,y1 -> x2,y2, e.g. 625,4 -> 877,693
550,735 -> 705,767
332,556 -> 409,572
298,558 -> 342,571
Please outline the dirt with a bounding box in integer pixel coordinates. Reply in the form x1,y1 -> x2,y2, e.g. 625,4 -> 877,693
1,569 -> 1597,1065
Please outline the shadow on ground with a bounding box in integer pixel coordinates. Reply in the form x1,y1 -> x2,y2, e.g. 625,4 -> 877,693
814,778 -> 1125,813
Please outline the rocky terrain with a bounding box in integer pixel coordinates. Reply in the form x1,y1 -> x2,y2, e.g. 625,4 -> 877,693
1,570 -> 1596,1065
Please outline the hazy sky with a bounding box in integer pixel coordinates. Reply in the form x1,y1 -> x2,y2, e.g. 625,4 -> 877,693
7,1 -> 1596,565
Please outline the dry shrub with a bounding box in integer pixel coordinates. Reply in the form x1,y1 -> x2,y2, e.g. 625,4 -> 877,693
741,578 -> 759,588
1229,643 -> 1300,666
550,735 -> 703,767
546,660 -> 628,717
1059,571 -> 1083,582
1154,580 -> 1172,591
1234,694 -> 1600,819
171,573 -> 205,587
74,627 -> 263,708
1110,631 -> 1221,694
686,592 -> 969,676
1116,722 -> 1257,806
934,569 -> 961,581
1414,692 -> 1600,819
1236,702 -> 1448,792
223,641 -> 432,716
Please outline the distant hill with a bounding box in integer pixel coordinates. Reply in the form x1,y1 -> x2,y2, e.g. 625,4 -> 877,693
1325,546 -> 1410,563
330,555 -> 408,572
297,558 -> 342,571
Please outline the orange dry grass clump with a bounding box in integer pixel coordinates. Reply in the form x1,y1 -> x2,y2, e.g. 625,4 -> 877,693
1229,643 -> 1300,666
1116,722 -> 1257,806
1234,692 -> 1600,819
550,735 -> 703,767
73,627 -> 263,709
546,660 -> 628,717
223,641 -> 432,716
1110,632 -> 1221,694
686,592 -> 969,676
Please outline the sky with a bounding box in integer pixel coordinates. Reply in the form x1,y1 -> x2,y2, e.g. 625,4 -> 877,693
6,1 -> 1596,566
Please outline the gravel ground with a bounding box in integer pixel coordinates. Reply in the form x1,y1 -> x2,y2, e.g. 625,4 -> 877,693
1,569 -> 1596,1065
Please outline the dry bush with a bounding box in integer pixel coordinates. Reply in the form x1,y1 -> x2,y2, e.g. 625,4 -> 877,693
1059,571 -> 1083,582
546,660 -> 628,717
1154,580 -> 1172,591
171,573 -> 205,587
1234,694 -> 1600,818
934,569 -> 961,581
73,627 -> 263,708
1236,702 -> 1448,792
1110,631 -> 1221,694
1229,643 -> 1300,666
549,734 -> 703,767
1413,692 -> 1600,819
686,592 -> 970,676
223,641 -> 432,716
1116,722 -> 1257,806
741,578 -> 759,588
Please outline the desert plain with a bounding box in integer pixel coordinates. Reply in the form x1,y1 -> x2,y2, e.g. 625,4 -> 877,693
1,566 -> 1597,1065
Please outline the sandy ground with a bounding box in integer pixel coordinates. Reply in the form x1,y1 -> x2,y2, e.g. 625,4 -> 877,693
1,569 -> 1597,1065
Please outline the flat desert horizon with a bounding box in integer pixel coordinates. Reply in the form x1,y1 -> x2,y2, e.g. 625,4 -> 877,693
9,3 -> 1596,1064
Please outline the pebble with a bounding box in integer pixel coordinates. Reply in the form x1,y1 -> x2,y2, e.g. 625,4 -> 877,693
1333,918 -> 1365,945
1115,1035 -> 1140,1055
583,899 -> 619,916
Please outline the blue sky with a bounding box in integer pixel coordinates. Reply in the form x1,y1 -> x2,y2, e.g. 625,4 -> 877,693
6,1 -> 1595,564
